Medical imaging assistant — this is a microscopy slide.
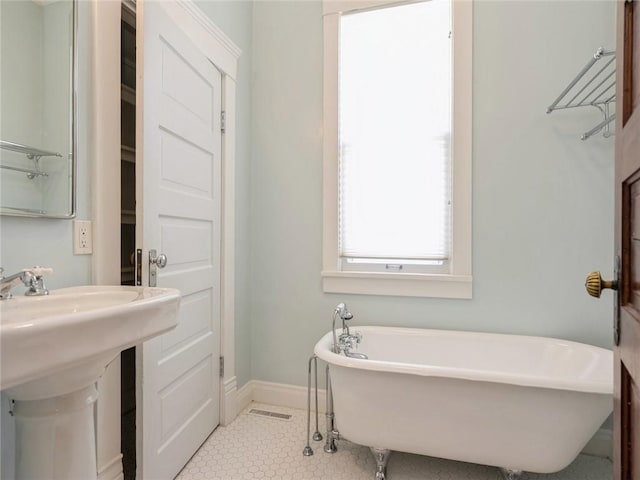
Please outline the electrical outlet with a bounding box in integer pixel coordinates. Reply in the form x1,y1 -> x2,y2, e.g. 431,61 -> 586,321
73,220 -> 93,255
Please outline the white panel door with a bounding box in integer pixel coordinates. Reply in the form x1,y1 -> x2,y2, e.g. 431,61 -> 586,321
137,2 -> 222,478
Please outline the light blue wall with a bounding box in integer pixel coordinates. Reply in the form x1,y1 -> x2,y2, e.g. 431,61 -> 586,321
249,0 -> 616,388
194,0 -> 254,388
0,0 -> 92,288
0,0 -> 617,428
0,3 -> 94,477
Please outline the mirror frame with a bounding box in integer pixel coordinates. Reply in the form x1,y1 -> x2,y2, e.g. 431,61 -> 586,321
0,0 -> 77,219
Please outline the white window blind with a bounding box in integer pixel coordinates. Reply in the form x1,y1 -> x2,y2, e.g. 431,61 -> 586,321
338,1 -> 452,262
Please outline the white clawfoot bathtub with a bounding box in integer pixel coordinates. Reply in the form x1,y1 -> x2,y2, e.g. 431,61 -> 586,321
314,326 -> 612,476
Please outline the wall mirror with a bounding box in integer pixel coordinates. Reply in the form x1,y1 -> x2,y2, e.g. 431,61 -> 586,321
0,0 -> 76,218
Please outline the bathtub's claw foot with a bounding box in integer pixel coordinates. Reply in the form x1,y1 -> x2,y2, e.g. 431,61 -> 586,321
370,448 -> 391,480
499,468 -> 524,480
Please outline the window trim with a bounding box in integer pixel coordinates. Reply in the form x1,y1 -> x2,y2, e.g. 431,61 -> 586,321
321,0 -> 473,299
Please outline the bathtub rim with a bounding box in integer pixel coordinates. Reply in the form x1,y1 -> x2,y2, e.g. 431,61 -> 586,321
314,326 -> 613,395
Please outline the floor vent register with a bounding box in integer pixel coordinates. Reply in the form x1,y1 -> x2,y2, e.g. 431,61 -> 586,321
247,408 -> 292,421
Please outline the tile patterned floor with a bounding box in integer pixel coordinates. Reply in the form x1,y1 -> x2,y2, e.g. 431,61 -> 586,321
176,403 -> 612,480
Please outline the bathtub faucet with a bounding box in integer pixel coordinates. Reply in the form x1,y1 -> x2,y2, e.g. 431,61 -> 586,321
332,303 -> 367,359
338,331 -> 367,359
332,302 -> 354,353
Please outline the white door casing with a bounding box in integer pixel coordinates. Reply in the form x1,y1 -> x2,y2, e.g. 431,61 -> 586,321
136,2 -> 223,478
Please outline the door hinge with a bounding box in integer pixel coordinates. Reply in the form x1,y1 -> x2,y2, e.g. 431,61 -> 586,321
220,356 -> 224,377
221,111 -> 226,133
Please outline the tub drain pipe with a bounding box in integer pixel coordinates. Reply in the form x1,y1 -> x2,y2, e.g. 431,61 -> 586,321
324,364 -> 338,453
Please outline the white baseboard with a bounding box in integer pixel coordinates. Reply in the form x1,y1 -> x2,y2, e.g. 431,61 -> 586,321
582,428 -> 612,459
235,380 -> 327,414
236,380 -> 254,413
233,380 -> 612,459
97,453 -> 123,480
220,376 -> 238,426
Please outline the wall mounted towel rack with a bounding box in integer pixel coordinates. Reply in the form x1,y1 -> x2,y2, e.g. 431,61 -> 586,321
547,47 -> 616,141
0,140 -> 62,179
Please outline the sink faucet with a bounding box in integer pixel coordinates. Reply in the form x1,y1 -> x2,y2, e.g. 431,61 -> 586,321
0,267 -> 53,300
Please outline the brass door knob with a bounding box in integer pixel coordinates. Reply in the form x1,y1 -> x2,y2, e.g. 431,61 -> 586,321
585,271 -> 618,298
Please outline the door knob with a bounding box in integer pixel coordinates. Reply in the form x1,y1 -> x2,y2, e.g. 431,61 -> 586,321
149,249 -> 167,287
585,271 -> 618,298
150,252 -> 168,268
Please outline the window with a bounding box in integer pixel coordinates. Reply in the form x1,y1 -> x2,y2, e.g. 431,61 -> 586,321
322,0 -> 472,298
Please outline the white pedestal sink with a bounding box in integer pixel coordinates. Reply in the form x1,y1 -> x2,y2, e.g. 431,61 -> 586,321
1,285 -> 181,479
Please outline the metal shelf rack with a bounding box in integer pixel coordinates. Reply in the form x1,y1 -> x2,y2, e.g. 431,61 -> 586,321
547,47 -> 616,141
0,140 -> 62,179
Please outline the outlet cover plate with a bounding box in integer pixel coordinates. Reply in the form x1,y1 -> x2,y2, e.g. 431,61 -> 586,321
73,220 -> 93,255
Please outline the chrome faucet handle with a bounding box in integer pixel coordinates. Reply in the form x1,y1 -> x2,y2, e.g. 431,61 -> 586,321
28,266 -> 53,278
0,266 -> 53,299
26,266 -> 52,296
25,274 -> 49,296
351,331 -> 362,344
336,333 -> 353,351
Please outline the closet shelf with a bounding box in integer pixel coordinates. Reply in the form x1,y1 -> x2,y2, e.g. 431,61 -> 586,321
121,84 -> 136,105
121,145 -> 136,163
122,210 -> 136,225
546,47 -> 616,141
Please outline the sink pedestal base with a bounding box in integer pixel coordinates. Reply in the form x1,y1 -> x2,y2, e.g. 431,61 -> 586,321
1,285 -> 181,478
13,384 -> 99,480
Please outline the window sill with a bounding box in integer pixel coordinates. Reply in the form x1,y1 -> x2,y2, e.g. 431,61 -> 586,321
321,271 -> 472,299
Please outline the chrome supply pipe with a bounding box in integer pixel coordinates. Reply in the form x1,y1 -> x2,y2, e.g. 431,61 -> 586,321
303,355 -> 323,456
303,355 -> 316,456
312,356 -> 322,442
